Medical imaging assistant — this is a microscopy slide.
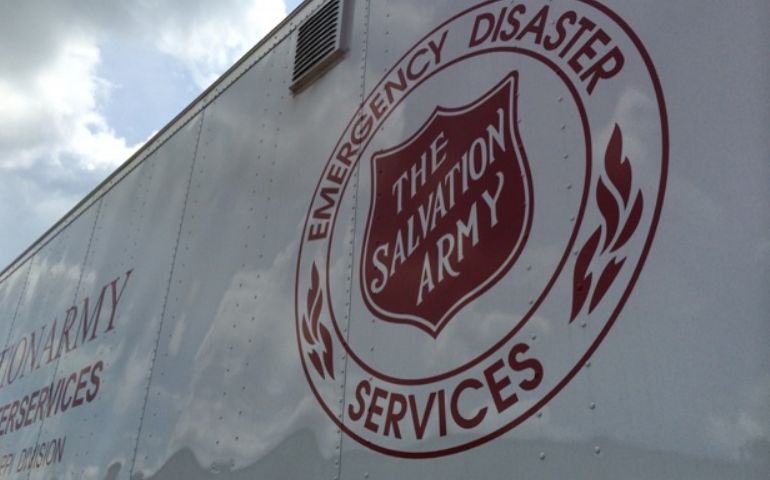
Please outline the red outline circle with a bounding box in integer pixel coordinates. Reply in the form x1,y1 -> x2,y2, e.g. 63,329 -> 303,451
294,0 -> 669,459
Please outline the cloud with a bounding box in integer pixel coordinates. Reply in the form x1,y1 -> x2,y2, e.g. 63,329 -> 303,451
0,0 -> 288,269
150,1 -> 288,88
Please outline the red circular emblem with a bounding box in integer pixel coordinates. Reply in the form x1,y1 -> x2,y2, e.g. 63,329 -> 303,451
296,0 -> 667,457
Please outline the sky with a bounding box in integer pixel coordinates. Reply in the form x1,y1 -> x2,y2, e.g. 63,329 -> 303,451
0,0 -> 303,270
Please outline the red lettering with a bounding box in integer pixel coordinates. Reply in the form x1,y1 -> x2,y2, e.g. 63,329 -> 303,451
491,6 -> 508,42
543,11 -> 577,51
313,187 -> 339,221
406,48 -> 430,80
80,288 -> 107,344
559,16 -> 595,58
0,347 -> 9,387
469,13 -> 495,47
383,392 -> 407,438
72,365 -> 91,408
408,392 -> 435,440
42,318 -> 57,365
60,373 -> 77,412
484,358 -> 519,413
499,5 -> 527,41
450,378 -> 487,429
106,269 -> 133,332
0,404 -> 8,434
437,389 -> 447,437
37,385 -> 50,420
15,396 -> 29,431
24,390 -> 39,426
6,401 -> 18,433
508,343 -> 543,391
6,337 -> 27,384
580,46 -> 624,94
515,5 -> 549,44
326,162 -> 348,185
86,361 -> 103,402
336,142 -> 358,167
57,306 -> 78,358
307,221 -> 329,241
568,28 -> 610,75
369,93 -> 387,120
364,387 -> 387,433
348,380 -> 371,422
351,114 -> 373,145
384,68 -> 408,104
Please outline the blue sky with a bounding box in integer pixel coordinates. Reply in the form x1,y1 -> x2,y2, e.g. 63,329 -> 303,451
0,0 -> 303,269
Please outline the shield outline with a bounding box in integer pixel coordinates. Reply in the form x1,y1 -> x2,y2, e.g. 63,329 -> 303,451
359,71 -> 534,337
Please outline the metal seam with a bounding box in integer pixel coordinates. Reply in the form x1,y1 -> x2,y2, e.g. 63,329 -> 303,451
335,0 -> 371,478
1,259 -> 32,354
127,111 -> 205,479
25,197 -> 103,480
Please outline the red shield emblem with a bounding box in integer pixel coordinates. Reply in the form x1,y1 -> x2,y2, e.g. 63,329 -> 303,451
361,72 -> 533,337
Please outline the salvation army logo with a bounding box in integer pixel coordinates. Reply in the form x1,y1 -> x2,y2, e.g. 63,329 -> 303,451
295,0 -> 668,458
361,73 -> 533,337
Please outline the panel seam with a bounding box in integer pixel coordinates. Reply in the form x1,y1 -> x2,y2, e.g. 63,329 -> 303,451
1,260 -> 32,353
127,111 -> 205,479
336,0 -> 371,478
26,197 -> 103,480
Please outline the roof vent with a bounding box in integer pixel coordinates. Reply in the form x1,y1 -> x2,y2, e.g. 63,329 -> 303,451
291,0 -> 346,93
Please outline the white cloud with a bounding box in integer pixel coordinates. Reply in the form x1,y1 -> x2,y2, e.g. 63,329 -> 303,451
0,37 -> 136,172
153,1 -> 288,88
0,0 -> 288,269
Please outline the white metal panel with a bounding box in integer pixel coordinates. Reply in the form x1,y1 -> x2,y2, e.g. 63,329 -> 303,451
128,0 -> 370,477
0,201 -> 98,479
18,114 -> 203,480
0,262 -> 31,361
0,1 -> 766,479
327,0 -> 767,478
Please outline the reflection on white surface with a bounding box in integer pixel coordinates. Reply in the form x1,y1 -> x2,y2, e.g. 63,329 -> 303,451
162,243 -> 329,463
0,0 -> 767,479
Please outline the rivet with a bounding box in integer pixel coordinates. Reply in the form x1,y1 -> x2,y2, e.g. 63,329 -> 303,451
589,402 -> 596,410
531,334 -> 537,341
581,321 -> 587,328
594,446 -> 601,454
539,452 -> 546,460
536,412 -> 543,418
585,361 -> 592,368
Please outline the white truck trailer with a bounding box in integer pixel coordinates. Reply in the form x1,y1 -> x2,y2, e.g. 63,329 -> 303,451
0,0 -> 767,478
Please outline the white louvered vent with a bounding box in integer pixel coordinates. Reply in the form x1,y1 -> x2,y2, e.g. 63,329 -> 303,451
291,0 -> 346,93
